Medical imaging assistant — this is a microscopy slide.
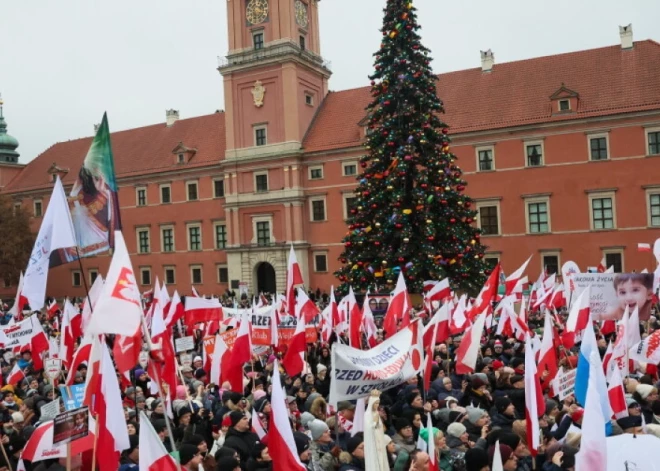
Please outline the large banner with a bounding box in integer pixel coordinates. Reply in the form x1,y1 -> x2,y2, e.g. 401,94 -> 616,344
0,317 -> 45,350
571,273 -> 654,321
222,306 -> 317,345
329,320 -> 423,403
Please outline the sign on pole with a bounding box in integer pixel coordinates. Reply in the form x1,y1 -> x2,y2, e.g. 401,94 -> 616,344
53,407 -> 89,446
175,336 -> 195,353
45,359 -> 62,381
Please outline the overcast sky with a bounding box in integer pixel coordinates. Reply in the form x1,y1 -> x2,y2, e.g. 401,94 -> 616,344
2,0 -> 658,163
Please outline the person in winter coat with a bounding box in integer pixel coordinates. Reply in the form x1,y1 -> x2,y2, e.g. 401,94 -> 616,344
459,377 -> 493,411
391,418 -> 416,454
338,434 -> 366,471
491,397 -> 516,432
245,443 -> 273,471
222,411 -> 262,470
309,418 -> 339,471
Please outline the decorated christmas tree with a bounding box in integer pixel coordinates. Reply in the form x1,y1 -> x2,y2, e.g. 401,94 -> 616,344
335,0 -> 488,294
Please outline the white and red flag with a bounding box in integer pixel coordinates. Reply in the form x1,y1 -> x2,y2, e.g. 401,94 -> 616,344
87,231 -> 143,336
423,303 -> 450,348
23,176 -> 77,311
630,328 -> 660,365
285,245 -> 304,315
6,364 -> 24,386
138,411 -> 178,471
454,310 -> 486,374
81,274 -> 103,334
164,290 -> 184,328
575,351 -> 608,471
184,296 -> 223,325
252,408 -> 267,441
467,263 -> 500,320
65,335 -> 92,386
21,417 -> 94,463
524,333 -> 543,457
295,288 -> 319,324
383,272 -> 411,336
608,365 -> 628,419
8,272 -> 27,320
361,293 -> 379,348
505,256 -> 532,295
423,278 -> 451,313
537,311 -> 558,384
425,413 -> 440,471
282,316 -> 307,378
210,334 -> 229,387
449,295 -> 467,335
346,287 -> 363,349
59,299 -> 80,367
566,287 -> 590,334
148,292 -> 177,399
268,361 -> 306,471
224,310 -> 251,392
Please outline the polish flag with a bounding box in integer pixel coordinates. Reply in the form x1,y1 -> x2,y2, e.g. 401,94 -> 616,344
423,303 -> 450,348
524,334 -> 544,457
602,340 -> 614,377
361,293 -> 379,348
47,300 -> 60,319
224,311 -> 251,392
6,364 -> 24,386
467,263 -> 500,320
65,336 -> 92,386
87,231 -> 143,336
455,310 -> 486,374
423,321 -> 438,392
21,416 -> 95,463
268,361 -> 306,471
83,336 -> 103,411
23,176 -> 77,311
449,295 -> 468,335
537,311 -> 558,384
191,286 -> 201,297
639,243 -> 652,252
629,328 -> 660,365
113,328 -> 142,380
59,299 -> 79,367
331,289 -> 347,336
149,295 -> 177,399
95,342 -> 130,471
319,301 -> 333,344
608,365 -> 628,419
252,408 -> 267,441
164,290 -> 184,328
184,296 -> 223,325
210,334 -> 229,387
282,317 -> 307,377
8,272 -> 28,320
505,256 -> 531,295
424,278 -> 451,312
138,411 -> 178,471
346,287 -> 364,349
566,287 -> 590,334
285,245 -> 304,316
27,316 -> 50,371
295,288 -> 320,324
81,274 -> 104,335
548,283 -> 566,309
383,272 -> 411,336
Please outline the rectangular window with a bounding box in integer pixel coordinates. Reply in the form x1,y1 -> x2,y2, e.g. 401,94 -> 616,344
72,271 -> 81,287
528,201 -> 549,233
213,179 -> 225,198
526,144 -> 543,167
33,200 -> 42,217
164,267 -> 176,285
591,197 -> 614,230
650,193 -> 660,227
160,185 -> 171,204
342,162 -> 357,176
177,153 -> 185,164
542,255 -> 559,275
218,266 -> 229,283
309,167 -> 323,180
305,94 -> 313,106
137,229 -> 150,254
344,196 -> 357,219
255,127 -> 267,146
13,202 -> 21,215
484,257 -> 499,269
649,131 -> 660,155
140,267 -> 152,286
187,182 -> 198,201
255,173 -> 268,192
311,199 -> 326,221
253,32 -> 264,50
191,266 -> 203,285
188,225 -> 201,251
478,205 -> 499,235
161,227 -> 174,253
605,252 -> 623,273
559,99 -> 570,111
215,224 -> 227,249
89,269 -> 99,284
478,149 -> 493,171
256,221 -> 270,246
590,137 -> 608,160
300,35 -> 306,50
137,188 -> 147,206
314,253 -> 328,272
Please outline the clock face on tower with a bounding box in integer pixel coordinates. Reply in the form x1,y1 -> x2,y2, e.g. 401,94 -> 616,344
295,0 -> 308,28
246,0 -> 269,25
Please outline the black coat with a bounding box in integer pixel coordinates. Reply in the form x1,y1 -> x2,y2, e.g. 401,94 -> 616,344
223,427 -> 262,470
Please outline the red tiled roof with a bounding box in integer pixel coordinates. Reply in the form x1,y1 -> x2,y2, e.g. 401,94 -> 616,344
4,112 -> 225,193
303,40 -> 660,152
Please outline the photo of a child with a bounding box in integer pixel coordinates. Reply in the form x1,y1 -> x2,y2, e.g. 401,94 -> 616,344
602,273 -> 654,322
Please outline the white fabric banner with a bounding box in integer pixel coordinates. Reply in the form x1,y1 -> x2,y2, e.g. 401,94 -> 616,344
329,320 -> 423,404
0,317 -> 45,350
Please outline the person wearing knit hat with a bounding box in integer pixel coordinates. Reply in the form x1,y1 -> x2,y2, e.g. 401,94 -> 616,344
446,422 -> 469,454
229,410 -> 246,427
118,434 -> 139,470
252,389 -> 267,402
492,359 -> 504,371
293,431 -> 311,463
636,383 -> 658,402
316,363 -> 328,374
465,447 -> 490,471
342,432 -> 365,469
460,375 -> 493,412
254,397 -> 271,414
216,456 -> 241,471
491,397 -> 515,432
488,443 -> 517,471
179,443 -> 203,470
447,422 -> 467,439
392,418 -> 416,454
222,409 -> 260,465
308,418 -> 330,441
617,415 -> 643,433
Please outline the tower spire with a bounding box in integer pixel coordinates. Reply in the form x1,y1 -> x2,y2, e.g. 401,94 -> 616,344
0,93 -> 20,163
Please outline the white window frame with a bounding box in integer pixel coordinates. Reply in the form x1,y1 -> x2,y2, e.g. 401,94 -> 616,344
139,267 -> 152,286
342,161 -> 358,177
136,186 -> 147,206
254,124 -> 268,146
587,132 -> 610,161
89,269 -> 99,285
309,196 -> 327,222
136,227 -> 151,254
475,145 -> 495,172
186,223 -> 202,251
313,251 -> 328,273
72,270 -> 82,287
213,178 -> 225,198
251,215 -> 275,245
646,126 -> 660,156
186,180 -> 199,202
602,248 -> 625,273
33,199 -> 43,217
343,194 -> 358,220
646,188 -> 660,227
308,165 -> 324,180
524,141 -> 544,168
524,196 -> 551,234
213,221 -> 228,249
217,264 -> 229,283
558,99 -> 571,112
164,266 -> 176,285
190,265 -> 203,285
160,225 -> 175,253
475,199 -> 501,236
588,191 -> 617,230
540,251 -> 561,275
254,171 -> 269,193
160,183 -> 172,204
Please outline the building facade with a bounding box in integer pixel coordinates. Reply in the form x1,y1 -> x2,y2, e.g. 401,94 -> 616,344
1,5 -> 660,299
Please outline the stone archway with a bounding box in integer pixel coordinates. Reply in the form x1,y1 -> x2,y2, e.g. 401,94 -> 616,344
255,262 -> 277,294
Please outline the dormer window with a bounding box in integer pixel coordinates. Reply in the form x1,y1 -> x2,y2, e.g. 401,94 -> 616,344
47,162 -> 69,183
559,99 -> 570,111
172,142 -> 197,164
550,83 -> 579,115
178,153 -> 185,163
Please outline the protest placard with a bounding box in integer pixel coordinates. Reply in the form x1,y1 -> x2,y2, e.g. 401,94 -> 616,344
40,398 -> 61,421
175,336 -> 195,353
45,359 -> 62,381
59,384 -> 85,411
53,407 -> 89,446
554,368 -> 577,400
179,353 -> 192,368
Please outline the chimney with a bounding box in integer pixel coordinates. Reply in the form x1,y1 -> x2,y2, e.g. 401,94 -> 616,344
93,123 -> 101,133
619,24 -> 633,50
481,49 -> 494,73
166,109 -> 180,127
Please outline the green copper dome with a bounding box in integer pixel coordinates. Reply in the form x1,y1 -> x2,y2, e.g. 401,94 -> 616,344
0,98 -> 20,163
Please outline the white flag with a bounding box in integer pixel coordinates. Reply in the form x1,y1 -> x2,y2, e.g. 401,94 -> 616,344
23,176 -> 76,311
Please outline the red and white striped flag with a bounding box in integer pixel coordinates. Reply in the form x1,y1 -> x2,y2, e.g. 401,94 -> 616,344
639,242 -> 652,252
524,334 -> 544,457
6,364 -> 24,386
138,411 -> 178,471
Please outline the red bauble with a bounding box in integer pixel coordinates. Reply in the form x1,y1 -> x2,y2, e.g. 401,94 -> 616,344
361,162 -> 367,168
395,223 -> 403,229
441,200 -> 447,205
442,128 -> 449,134
457,185 -> 465,191
427,236 -> 434,241
371,204 -> 378,209
374,241 -> 381,246
346,242 -> 352,247
384,100 -> 391,106
398,257 -> 405,262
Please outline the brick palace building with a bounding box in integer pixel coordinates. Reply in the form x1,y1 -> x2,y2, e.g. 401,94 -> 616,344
1,2 -> 660,298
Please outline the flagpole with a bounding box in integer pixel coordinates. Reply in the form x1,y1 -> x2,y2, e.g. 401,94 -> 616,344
0,439 -> 12,471
91,418 -> 100,471
66,443 -> 72,471
74,247 -> 93,307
